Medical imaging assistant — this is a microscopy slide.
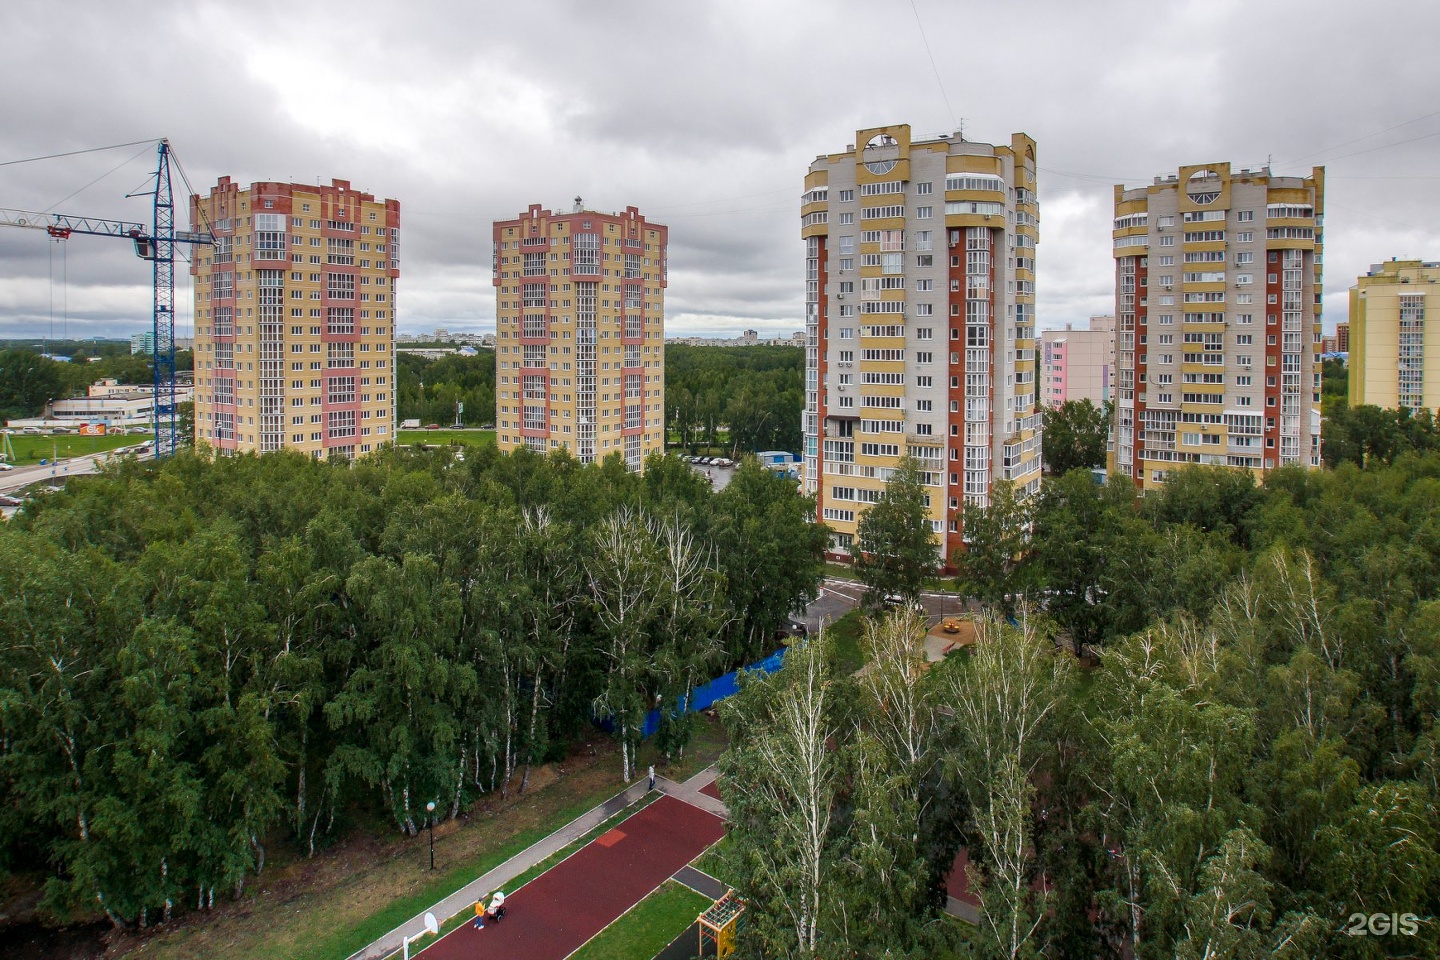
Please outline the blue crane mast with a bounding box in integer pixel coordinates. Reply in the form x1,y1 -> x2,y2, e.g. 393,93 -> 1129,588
0,139 -> 214,456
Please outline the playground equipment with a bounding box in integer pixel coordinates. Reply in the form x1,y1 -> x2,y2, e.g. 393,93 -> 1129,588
698,890 -> 745,958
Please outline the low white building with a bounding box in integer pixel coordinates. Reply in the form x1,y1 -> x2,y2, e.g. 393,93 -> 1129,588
5,379 -> 193,430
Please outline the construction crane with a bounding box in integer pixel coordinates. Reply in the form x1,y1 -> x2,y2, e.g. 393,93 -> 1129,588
0,139 -> 214,457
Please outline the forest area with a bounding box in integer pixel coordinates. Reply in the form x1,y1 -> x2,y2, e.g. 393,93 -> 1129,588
664,344 -> 804,454
391,343 -> 806,460
394,350 -> 496,427
720,452 -> 1440,960
0,446 -> 827,931
0,345 -> 194,420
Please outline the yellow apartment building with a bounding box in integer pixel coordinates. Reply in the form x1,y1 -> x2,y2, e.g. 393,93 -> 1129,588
190,178 -> 399,458
1110,162 -> 1324,489
493,202 -> 667,469
803,125 -> 1040,564
1349,259 -> 1440,411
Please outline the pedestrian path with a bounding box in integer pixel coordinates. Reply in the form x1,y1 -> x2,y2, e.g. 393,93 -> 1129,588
414,792 -> 725,960
655,763 -> 728,818
673,864 -> 728,899
346,779 -> 650,960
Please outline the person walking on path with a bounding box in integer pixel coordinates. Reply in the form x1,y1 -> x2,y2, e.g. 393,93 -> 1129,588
473,899 -> 486,930
648,765 -> 656,791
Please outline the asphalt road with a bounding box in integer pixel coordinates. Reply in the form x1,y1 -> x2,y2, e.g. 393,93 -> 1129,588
797,577 -> 970,634
0,446 -> 152,496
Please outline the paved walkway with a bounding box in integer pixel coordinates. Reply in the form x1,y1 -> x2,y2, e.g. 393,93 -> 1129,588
417,794 -> 726,960
655,764 -> 728,819
345,779 -> 650,960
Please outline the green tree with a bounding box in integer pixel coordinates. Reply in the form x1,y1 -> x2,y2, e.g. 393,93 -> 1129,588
1042,398 -> 1109,475
0,348 -> 65,418
954,478 -> 1032,615
710,458 -> 828,665
1031,471 -> 1153,655
855,456 -> 939,609
941,615 -> 1072,960
721,633 -> 845,959
324,554 -> 473,835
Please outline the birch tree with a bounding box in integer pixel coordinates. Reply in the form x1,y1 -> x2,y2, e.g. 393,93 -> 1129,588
721,635 -> 843,958
940,612 -> 1071,960
586,505 -> 663,783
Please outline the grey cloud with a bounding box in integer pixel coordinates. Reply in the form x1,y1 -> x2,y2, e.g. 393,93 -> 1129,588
2,0 -> 1439,342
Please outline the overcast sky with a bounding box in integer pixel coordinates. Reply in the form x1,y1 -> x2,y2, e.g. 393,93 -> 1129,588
2,0 -> 1437,343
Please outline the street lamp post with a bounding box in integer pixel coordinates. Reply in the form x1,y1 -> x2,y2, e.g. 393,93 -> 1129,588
426,800 -> 436,871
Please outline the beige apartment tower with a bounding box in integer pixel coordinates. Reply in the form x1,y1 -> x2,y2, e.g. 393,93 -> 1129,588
1349,260 -> 1440,411
803,125 -> 1041,564
1110,163 -> 1324,489
191,178 -> 399,458
493,203 -> 667,469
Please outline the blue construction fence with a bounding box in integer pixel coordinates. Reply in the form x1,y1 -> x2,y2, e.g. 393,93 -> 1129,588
597,645 -> 790,739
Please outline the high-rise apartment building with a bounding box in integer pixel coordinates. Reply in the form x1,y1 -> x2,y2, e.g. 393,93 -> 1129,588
191,177 -> 399,459
803,125 -> 1040,564
1042,316 -> 1115,408
1349,259 -> 1440,411
493,203 -> 667,470
1336,321 -> 1350,353
1110,163 -> 1324,489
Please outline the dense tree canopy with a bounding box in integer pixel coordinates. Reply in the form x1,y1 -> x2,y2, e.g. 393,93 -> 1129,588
396,350 -> 496,427
1322,401 -> 1440,468
1042,398 -> 1110,476
854,457 -> 939,609
0,447 -> 826,930
664,344 -> 803,454
725,451 -> 1440,959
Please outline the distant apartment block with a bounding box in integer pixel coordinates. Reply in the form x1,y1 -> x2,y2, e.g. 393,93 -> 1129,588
1110,162 -> 1324,489
190,177 -> 399,458
1042,316 -> 1114,408
1349,259 -> 1440,411
1336,321 -> 1350,352
130,331 -> 155,355
493,202 -> 667,470
803,124 -> 1041,564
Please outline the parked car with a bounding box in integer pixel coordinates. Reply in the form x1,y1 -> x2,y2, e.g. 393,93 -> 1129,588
883,594 -> 927,615
0,463 -> 13,472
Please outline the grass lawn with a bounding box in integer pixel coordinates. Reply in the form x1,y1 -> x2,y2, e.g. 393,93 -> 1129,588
118,744 -> 633,960
115,716 -> 732,960
3,432 -> 138,465
690,834 -> 738,889
396,428 -> 496,447
635,712 -> 729,785
825,608 -> 869,675
567,880 -> 712,960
